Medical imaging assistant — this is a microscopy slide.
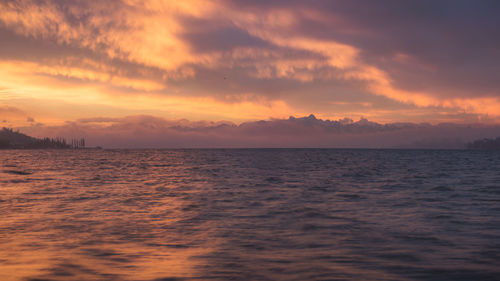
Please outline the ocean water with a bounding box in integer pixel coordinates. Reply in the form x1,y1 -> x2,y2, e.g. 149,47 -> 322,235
0,149 -> 499,281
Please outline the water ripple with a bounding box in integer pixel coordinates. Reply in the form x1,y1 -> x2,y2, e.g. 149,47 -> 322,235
0,149 -> 499,280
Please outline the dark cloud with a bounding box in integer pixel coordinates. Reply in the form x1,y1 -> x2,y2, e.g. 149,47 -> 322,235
223,0 -> 500,98
180,21 -> 270,52
288,1 -> 500,97
1,0 -> 499,123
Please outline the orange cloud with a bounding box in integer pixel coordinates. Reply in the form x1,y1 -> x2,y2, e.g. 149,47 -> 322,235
0,0 -> 499,125
0,59 -> 302,125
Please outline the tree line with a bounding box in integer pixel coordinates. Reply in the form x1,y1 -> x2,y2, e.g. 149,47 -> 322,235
467,137 -> 500,150
0,127 -> 86,149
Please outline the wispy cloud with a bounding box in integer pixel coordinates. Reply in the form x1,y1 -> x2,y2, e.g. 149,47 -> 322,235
1,0 -> 499,125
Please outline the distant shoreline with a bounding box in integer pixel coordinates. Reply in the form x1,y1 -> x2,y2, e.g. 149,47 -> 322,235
2,127 -> 500,150
0,127 -> 88,150
0,146 -> 102,150
4,147 -> 500,151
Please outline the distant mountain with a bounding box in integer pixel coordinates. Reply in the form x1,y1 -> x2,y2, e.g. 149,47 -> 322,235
467,137 -> 500,150
0,128 -> 75,149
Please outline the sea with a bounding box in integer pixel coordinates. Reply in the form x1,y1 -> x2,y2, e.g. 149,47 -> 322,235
0,149 -> 499,281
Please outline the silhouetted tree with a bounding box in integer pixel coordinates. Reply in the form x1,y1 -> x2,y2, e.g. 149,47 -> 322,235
0,127 -> 71,149
467,137 -> 500,150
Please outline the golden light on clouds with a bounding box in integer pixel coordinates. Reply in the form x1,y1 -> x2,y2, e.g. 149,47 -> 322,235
0,0 -> 499,128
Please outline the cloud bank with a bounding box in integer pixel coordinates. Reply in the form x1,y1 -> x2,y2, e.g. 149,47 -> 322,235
20,115 -> 500,149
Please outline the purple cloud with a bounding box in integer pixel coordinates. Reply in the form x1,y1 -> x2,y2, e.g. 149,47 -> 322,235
19,115 -> 500,149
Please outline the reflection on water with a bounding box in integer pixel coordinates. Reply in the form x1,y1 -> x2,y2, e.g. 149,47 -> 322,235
0,149 -> 499,280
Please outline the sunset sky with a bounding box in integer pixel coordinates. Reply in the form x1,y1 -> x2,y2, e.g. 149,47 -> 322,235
1,0 -> 500,145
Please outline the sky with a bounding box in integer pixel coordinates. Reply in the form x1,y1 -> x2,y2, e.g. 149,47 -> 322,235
1,0 -> 500,147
